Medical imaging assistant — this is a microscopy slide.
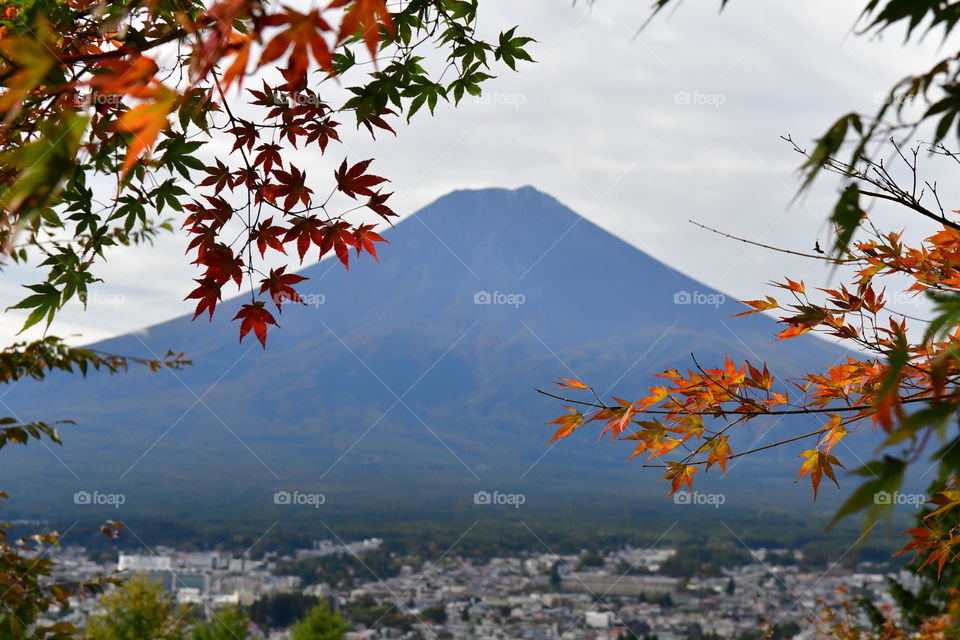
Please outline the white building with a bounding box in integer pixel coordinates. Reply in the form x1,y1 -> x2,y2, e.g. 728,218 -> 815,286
117,554 -> 172,572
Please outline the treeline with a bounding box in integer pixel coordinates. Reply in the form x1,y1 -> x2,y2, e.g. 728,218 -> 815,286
273,548 -> 407,588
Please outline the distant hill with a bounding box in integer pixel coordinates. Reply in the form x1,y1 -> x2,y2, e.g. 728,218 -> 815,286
1,186 -> 865,524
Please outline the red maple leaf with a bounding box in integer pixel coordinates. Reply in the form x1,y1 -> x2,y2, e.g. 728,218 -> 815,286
253,142 -> 283,173
359,109 -> 397,139
318,220 -> 358,269
304,118 -> 340,151
185,277 -> 223,320
233,301 -> 278,348
365,190 -> 396,220
227,118 -> 259,151
354,223 -> 387,261
282,215 -> 325,262
258,266 -> 307,312
264,166 -> 312,210
334,158 -> 388,199
198,158 -> 232,195
195,243 -> 244,287
250,217 -> 287,257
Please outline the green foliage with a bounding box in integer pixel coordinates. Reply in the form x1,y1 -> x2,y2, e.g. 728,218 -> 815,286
84,574 -> 187,640
274,548 -> 404,589
190,607 -> 250,640
289,602 -> 349,640
419,605 -> 447,625
342,594 -> 414,633
657,542 -> 752,578
248,592 -> 318,630
0,492 -> 115,640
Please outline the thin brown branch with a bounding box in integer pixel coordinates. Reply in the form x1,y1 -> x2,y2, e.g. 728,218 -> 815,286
641,427 -> 831,468
689,220 -> 852,264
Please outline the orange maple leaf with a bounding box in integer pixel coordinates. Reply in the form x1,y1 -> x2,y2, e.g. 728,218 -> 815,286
797,449 -> 844,500
546,406 -> 584,443
115,85 -> 176,177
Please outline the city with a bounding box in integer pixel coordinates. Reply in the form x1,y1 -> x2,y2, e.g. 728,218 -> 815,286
38,536 -> 910,639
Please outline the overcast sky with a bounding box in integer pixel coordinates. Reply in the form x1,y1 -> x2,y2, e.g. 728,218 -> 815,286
2,0 -> 953,344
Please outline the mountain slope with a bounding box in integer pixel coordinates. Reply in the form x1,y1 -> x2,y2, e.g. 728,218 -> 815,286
1,186 -> 859,520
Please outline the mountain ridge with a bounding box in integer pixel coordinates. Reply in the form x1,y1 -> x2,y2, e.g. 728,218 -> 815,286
1,186 -> 862,521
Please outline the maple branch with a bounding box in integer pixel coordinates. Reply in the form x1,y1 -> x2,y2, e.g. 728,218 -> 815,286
690,353 -> 766,412
859,189 -> 960,232
689,220 -> 851,264
535,388 -> 946,416
640,426 -> 832,468
0,28 -> 190,84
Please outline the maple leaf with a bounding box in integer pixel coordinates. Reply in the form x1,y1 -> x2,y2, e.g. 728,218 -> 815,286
329,0 -> 394,60
250,217 -> 287,257
354,224 -> 387,260
198,158 -> 233,195
248,81 -> 289,118
774,278 -> 806,294
228,119 -> 259,152
254,142 -> 284,173
221,31 -> 252,89
258,266 -> 307,312
596,397 -> 637,442
265,166 -> 313,210
88,55 -> 160,97
185,277 -> 223,320
703,435 -> 733,473
115,85 -> 176,177
334,158 -> 388,199
797,449 -> 845,500
0,34 -> 54,113
233,301 -> 278,348
546,406 -> 584,443
819,415 -> 847,453
195,244 -> 244,287
283,215 -> 325,262
318,220 -> 358,269
733,296 -> 778,317
304,118 -> 341,151
359,109 -> 397,138
260,8 -> 333,85
555,377 -> 591,390
894,526 -> 955,577
366,191 -> 397,220
663,462 -> 698,497
624,420 -> 681,461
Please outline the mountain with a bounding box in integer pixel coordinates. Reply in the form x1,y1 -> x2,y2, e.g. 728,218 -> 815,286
1,186 -> 859,523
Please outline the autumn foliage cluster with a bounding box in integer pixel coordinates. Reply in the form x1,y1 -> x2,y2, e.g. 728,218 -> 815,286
547,23 -> 960,605
0,0 -> 531,636
0,0 -> 531,346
